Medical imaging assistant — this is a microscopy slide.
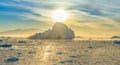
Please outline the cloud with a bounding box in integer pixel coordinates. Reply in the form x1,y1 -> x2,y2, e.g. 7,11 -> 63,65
0,28 -> 41,37
1,0 -> 120,22
69,0 -> 120,21
65,9 -> 120,31
0,0 -> 120,36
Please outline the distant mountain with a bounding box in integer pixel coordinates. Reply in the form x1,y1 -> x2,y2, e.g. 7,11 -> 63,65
0,28 -> 41,37
29,22 -> 75,39
111,35 -> 120,39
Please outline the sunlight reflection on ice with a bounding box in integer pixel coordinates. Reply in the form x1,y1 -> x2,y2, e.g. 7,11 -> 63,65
42,44 -> 55,60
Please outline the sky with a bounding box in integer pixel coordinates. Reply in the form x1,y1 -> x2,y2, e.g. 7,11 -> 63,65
0,0 -> 120,37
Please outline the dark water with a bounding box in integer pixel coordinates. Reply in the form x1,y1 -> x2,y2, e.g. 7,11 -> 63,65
113,41 -> 120,44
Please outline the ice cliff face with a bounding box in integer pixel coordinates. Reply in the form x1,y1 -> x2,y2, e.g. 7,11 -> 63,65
28,22 -> 75,39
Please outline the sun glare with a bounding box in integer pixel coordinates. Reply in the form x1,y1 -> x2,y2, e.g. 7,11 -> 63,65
51,9 -> 68,22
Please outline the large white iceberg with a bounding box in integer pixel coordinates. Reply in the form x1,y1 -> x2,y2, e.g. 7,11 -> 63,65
29,22 -> 75,39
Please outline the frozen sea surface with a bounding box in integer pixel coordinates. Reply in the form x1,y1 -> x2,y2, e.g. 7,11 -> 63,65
0,38 -> 120,65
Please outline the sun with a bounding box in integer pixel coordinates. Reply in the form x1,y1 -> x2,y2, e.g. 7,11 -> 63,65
51,9 -> 68,22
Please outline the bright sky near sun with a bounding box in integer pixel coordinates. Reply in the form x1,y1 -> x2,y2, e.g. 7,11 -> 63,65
51,9 -> 68,22
0,0 -> 120,37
